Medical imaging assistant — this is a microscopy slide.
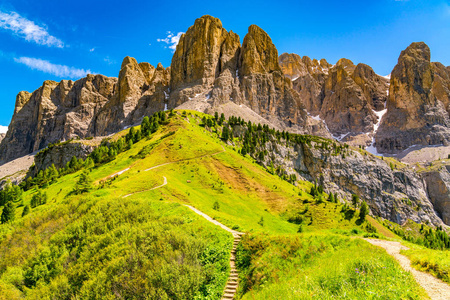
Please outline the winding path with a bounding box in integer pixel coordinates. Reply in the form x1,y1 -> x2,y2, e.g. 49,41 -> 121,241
122,176 -> 167,198
364,239 -> 450,300
118,144 -> 242,298
184,205 -> 243,300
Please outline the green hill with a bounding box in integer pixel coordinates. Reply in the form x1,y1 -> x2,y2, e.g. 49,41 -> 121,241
0,110 -> 431,299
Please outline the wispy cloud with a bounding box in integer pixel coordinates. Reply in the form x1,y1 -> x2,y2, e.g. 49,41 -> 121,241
89,47 -> 95,52
157,31 -> 184,51
0,125 -> 8,133
14,57 -> 93,78
103,56 -> 116,65
0,10 -> 64,48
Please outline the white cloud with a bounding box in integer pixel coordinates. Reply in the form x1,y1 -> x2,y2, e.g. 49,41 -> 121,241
14,57 -> 93,78
0,125 -> 8,133
103,56 -> 116,65
157,31 -> 184,51
0,10 -> 64,48
89,47 -> 95,52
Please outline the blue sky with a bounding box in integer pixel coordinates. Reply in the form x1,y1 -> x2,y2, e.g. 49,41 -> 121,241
0,0 -> 449,130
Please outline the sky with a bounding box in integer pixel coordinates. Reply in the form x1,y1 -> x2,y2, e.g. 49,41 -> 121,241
0,0 -> 449,130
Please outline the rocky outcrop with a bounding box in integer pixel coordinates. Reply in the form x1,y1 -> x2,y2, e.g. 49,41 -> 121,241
171,16 -> 327,136
0,76 -> 116,163
252,132 -> 444,226
376,42 -> 450,153
95,57 -> 170,133
423,166 -> 450,225
0,58 -> 170,164
0,133 -> 5,144
32,141 -> 94,176
279,54 -> 389,146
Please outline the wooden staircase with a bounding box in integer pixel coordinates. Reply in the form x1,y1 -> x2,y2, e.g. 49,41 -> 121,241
222,233 -> 243,300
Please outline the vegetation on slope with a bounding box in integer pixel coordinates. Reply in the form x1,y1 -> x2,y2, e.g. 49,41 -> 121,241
0,109 -> 437,299
236,233 -> 428,299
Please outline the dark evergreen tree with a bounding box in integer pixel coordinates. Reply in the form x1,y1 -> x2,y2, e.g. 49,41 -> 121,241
352,194 -> 360,208
22,205 -> 30,217
359,201 -> 369,220
1,200 -> 15,224
73,170 -> 93,195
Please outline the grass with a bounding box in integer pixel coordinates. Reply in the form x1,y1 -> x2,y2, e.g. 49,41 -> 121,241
402,247 -> 450,284
236,232 -> 429,299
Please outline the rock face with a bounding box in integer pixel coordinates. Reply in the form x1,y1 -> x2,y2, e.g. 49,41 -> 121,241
279,54 -> 389,146
0,133 -> 5,144
376,42 -> 450,153
32,141 -> 94,176
170,15 -> 327,136
252,133 -> 444,226
0,59 -> 170,164
423,166 -> 450,225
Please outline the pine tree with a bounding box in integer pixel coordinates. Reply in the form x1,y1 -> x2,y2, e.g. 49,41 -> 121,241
141,116 -> 150,135
1,201 -> 15,224
352,194 -> 360,208
85,157 -> 95,169
22,205 -> 30,217
73,170 -> 93,195
221,126 -> 229,141
359,201 -> 369,220
328,193 -> 334,202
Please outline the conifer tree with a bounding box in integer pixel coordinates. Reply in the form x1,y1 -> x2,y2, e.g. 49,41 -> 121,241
359,201 -> 369,220
1,200 -> 15,224
73,170 -> 93,195
352,194 -> 360,208
22,205 -> 30,217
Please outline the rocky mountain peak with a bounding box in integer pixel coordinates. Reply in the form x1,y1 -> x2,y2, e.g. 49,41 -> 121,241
170,15 -> 229,96
400,42 -> 431,63
376,42 -> 450,153
278,53 -> 307,79
14,91 -> 32,114
239,25 -> 281,76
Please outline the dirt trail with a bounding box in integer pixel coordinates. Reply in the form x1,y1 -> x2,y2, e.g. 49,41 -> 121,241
365,239 -> 450,300
144,146 -> 226,172
122,176 -> 167,198
184,205 -> 243,300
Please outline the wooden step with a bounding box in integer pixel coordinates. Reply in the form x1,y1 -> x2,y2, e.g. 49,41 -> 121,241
222,292 -> 235,298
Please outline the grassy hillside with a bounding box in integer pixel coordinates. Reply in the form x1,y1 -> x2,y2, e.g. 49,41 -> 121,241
0,110 -> 433,299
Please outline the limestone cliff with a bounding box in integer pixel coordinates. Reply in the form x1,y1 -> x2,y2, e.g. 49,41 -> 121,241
279,53 -> 388,146
423,166 -> 450,225
171,16 -> 327,137
376,42 -> 450,153
248,131 -> 444,226
0,58 -> 170,164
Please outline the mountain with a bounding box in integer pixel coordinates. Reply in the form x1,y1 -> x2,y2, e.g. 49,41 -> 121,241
278,53 -> 389,146
376,42 -> 450,153
2,16 -> 450,164
0,15 -> 332,164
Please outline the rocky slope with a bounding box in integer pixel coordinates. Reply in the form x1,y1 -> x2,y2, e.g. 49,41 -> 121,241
279,53 -> 389,146
423,166 -> 450,225
31,141 -> 95,177
376,42 -> 450,153
249,133 -> 444,226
